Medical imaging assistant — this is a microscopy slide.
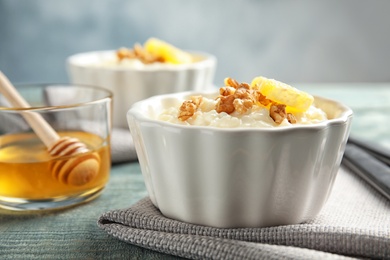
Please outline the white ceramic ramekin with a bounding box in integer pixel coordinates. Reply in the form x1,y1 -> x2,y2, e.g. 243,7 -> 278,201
127,91 -> 353,228
67,51 -> 216,128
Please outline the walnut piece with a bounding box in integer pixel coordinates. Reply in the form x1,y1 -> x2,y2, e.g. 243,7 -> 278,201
116,44 -> 164,64
215,78 -> 255,114
224,77 -> 240,89
233,98 -> 253,114
270,104 -> 287,124
219,86 -> 236,96
216,95 -> 235,114
178,96 -> 203,121
254,91 -> 273,107
287,113 -> 297,124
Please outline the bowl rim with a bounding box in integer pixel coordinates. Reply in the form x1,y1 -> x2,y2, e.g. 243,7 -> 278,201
127,90 -> 353,132
67,50 -> 217,72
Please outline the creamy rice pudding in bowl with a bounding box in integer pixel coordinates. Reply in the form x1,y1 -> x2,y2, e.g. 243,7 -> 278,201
67,38 -> 216,128
127,76 -> 353,228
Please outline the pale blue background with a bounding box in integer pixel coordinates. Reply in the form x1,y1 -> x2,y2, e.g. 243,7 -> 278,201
1,0 -> 390,85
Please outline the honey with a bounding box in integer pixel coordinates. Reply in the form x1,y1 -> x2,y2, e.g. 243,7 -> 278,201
0,131 -> 110,201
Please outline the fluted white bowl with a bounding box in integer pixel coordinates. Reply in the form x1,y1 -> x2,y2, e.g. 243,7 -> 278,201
127,90 -> 353,228
67,50 -> 216,128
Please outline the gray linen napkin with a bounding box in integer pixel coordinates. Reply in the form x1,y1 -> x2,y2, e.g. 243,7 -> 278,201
98,167 -> 390,259
110,128 -> 137,164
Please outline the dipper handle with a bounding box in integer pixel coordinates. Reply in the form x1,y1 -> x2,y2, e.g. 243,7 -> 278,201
0,71 -> 59,148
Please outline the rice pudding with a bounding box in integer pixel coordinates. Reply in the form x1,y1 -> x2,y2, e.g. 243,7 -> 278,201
158,77 -> 328,128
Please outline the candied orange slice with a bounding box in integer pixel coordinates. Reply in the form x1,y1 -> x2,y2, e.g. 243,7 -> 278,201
144,38 -> 193,64
251,76 -> 314,113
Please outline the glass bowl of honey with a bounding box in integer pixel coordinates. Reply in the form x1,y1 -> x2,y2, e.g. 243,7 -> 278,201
0,84 -> 112,211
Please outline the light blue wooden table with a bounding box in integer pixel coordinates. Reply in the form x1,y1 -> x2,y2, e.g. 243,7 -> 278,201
0,83 -> 389,259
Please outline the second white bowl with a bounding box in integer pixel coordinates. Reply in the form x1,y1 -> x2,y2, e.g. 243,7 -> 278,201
67,50 -> 216,128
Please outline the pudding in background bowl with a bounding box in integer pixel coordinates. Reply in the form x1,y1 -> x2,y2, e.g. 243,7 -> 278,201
67,38 -> 217,128
127,76 -> 353,228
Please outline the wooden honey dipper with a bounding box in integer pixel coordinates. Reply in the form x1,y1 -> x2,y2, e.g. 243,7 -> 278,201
0,71 -> 100,186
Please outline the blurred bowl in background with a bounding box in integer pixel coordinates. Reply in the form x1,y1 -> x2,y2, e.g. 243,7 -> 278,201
67,50 -> 216,128
127,90 -> 353,228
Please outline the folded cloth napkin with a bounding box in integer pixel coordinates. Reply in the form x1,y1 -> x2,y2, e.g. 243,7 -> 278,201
98,167 -> 390,259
